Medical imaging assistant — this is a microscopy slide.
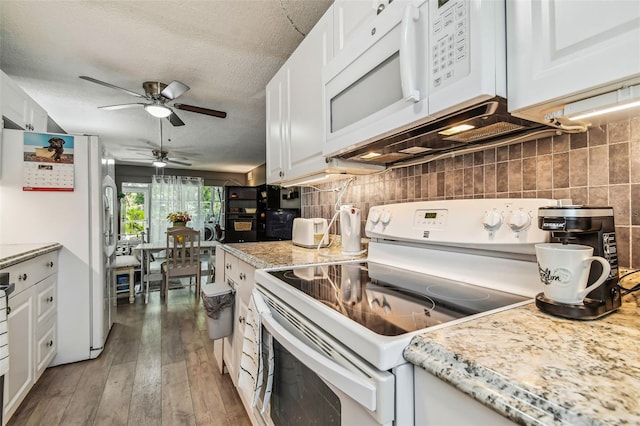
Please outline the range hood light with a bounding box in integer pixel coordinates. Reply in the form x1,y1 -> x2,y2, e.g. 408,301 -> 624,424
360,152 -> 382,160
566,84 -> 640,121
145,104 -> 172,118
438,124 -> 476,136
153,160 -> 167,168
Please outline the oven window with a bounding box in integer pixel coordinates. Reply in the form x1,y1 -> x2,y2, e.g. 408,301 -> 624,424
269,339 -> 341,425
330,52 -> 402,133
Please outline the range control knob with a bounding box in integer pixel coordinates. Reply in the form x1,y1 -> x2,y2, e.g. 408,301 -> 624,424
369,209 -> 381,224
380,211 -> 392,226
482,210 -> 503,235
508,209 -> 532,233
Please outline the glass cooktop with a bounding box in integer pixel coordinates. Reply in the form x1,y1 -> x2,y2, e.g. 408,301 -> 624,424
267,262 -> 529,336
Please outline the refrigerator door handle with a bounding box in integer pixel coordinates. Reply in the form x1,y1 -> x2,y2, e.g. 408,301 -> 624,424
103,175 -> 118,257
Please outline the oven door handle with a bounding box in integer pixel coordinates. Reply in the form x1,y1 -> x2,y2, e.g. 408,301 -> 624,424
261,313 -> 378,411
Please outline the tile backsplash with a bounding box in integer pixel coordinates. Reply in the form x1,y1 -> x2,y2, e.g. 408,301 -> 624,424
301,116 -> 640,268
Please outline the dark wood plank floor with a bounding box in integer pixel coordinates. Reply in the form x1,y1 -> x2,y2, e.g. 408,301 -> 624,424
8,286 -> 251,426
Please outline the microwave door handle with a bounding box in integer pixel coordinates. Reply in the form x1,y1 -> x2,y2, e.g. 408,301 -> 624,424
400,4 -> 420,102
260,313 -> 377,411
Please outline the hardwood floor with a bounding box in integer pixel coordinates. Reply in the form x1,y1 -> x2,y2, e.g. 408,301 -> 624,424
8,286 -> 251,426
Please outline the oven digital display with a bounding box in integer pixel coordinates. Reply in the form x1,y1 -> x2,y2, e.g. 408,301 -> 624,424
424,212 -> 438,219
438,0 -> 450,8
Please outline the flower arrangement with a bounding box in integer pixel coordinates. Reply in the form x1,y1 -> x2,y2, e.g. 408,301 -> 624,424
166,211 -> 192,224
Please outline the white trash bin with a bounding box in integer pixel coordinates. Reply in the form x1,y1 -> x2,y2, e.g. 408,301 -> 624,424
201,282 -> 234,339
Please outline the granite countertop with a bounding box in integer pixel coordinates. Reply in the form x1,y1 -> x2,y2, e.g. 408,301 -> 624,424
0,243 -> 63,270
404,275 -> 640,426
219,236 -> 367,270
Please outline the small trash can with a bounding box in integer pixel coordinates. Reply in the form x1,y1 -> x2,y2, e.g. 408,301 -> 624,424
201,282 -> 235,339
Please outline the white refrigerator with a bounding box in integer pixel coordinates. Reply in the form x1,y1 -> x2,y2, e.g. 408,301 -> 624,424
0,129 -> 117,365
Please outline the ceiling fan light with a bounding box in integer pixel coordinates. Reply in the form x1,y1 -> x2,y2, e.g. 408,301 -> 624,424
153,160 -> 167,168
145,104 -> 172,118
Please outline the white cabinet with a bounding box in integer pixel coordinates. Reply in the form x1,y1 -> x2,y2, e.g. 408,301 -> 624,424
414,367 -> 515,425
2,251 -> 58,423
1,70 -> 48,132
507,0 -> 640,124
216,250 -> 256,389
265,7 -> 334,184
333,0 -> 378,54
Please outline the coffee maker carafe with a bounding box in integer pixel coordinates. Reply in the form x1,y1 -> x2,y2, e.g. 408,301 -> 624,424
536,205 -> 621,319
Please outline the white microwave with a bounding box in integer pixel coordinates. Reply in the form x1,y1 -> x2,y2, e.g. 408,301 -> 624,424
322,0 -> 508,160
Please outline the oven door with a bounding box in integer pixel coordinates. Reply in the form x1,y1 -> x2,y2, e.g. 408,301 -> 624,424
253,288 -> 395,426
323,0 -> 430,158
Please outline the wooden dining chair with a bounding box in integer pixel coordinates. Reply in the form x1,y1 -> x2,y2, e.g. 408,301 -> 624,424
161,226 -> 202,300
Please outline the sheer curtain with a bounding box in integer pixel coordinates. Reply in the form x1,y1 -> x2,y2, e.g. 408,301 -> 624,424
149,175 -> 204,243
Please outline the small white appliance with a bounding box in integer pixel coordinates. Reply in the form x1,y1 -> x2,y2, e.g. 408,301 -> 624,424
254,198 -> 557,425
0,129 -> 117,365
322,0 -> 548,165
340,205 -> 361,254
292,217 -> 329,248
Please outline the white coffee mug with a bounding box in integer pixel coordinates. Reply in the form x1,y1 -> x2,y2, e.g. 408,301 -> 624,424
535,243 -> 611,304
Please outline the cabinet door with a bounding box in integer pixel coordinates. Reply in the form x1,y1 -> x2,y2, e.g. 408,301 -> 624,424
265,67 -> 288,184
286,8 -> 334,181
507,0 -> 640,117
333,0 -> 378,54
28,100 -> 48,133
0,71 -> 27,128
5,288 -> 35,421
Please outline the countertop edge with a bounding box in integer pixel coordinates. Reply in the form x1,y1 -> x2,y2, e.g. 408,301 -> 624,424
0,243 -> 63,269
403,342 -> 564,426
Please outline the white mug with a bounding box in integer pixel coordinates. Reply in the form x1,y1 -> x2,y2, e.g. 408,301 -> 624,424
535,243 -> 611,304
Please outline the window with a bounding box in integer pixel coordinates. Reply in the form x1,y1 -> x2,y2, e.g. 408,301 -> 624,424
202,186 -> 224,225
120,183 -> 149,240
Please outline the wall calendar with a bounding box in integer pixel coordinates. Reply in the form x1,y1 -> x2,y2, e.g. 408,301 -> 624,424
22,132 -> 75,191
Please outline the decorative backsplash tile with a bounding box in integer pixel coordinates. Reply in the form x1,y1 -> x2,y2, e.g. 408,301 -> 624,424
301,116 -> 640,268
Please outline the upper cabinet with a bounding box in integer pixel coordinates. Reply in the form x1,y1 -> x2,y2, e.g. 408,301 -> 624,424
333,0 -> 379,55
266,6 -> 334,184
507,0 -> 640,126
1,70 -> 48,132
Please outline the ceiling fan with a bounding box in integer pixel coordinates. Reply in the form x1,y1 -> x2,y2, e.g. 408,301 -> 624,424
79,76 -> 227,126
120,122 -> 193,167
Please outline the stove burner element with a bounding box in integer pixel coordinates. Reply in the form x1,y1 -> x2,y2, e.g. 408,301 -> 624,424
425,285 -> 491,302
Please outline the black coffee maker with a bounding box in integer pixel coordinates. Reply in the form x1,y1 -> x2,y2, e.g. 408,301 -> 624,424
536,205 -> 621,319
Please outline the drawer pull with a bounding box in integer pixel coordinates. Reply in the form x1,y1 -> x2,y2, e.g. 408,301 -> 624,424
47,340 -> 54,347
18,274 -> 27,281
238,316 -> 245,324
6,306 -> 11,316
239,272 -> 246,280
47,296 -> 54,303
47,261 -> 54,268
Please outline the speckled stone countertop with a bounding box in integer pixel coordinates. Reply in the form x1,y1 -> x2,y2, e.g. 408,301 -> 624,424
0,243 -> 62,270
219,236 -> 367,270
404,278 -> 640,425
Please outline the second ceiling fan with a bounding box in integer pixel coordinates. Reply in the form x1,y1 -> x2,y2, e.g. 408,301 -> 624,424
79,76 -> 227,126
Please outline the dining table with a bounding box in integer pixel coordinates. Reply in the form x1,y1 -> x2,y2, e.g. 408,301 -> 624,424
135,240 -> 220,303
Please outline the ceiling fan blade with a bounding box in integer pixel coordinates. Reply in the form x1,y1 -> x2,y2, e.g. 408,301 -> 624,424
79,76 -> 147,99
99,103 -> 146,110
167,112 -> 185,126
174,103 -> 227,118
166,158 -> 192,166
161,81 -> 190,100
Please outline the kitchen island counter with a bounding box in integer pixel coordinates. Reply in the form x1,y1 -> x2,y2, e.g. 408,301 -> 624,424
221,236 -> 366,269
0,243 -> 62,269
404,291 -> 640,425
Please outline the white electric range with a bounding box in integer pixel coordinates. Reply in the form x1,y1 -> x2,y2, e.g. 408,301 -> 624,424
253,198 -> 557,426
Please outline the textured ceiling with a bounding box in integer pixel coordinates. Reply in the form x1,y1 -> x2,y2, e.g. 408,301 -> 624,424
0,0 -> 333,172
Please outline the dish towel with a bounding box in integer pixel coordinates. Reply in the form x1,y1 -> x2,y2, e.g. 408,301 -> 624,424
238,294 -> 260,404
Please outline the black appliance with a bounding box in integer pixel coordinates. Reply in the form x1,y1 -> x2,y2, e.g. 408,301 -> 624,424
264,208 -> 300,241
536,205 -> 622,319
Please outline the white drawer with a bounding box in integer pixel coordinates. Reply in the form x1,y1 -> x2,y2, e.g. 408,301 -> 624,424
35,275 -> 56,325
4,252 -> 58,296
36,316 -> 56,377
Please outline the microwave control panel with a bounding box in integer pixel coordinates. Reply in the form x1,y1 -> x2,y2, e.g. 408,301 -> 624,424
430,0 -> 470,90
